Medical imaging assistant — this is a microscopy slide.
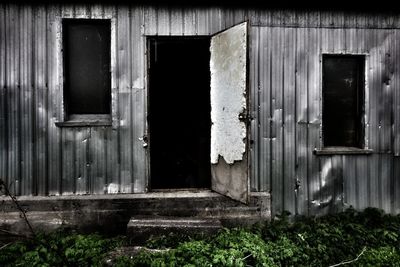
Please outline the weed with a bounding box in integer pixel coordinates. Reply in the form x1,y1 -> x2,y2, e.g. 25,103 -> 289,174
1,208 -> 400,266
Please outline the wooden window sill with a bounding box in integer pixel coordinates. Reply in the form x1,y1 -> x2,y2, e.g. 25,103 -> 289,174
55,114 -> 111,127
314,147 -> 373,155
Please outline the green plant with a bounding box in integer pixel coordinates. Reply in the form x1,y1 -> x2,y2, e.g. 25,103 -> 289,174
355,246 -> 400,267
2,208 -> 400,266
120,208 -> 400,267
0,230 -> 124,267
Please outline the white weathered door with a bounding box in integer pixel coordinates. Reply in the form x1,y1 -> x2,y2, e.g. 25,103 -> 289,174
210,22 -> 249,204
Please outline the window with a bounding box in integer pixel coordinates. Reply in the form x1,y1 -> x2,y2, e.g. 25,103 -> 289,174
63,19 -> 111,119
322,55 -> 365,148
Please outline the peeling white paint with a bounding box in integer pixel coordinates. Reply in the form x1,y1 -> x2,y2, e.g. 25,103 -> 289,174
132,78 -> 142,89
210,22 -> 247,164
107,183 -> 119,194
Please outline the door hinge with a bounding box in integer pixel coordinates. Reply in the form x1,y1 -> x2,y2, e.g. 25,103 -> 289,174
139,135 -> 148,148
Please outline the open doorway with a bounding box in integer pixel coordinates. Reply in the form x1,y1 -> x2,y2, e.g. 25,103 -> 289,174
148,37 -> 211,190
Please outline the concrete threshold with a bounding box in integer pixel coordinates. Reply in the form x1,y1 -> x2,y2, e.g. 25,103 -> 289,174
0,189 -> 220,202
127,216 -> 223,244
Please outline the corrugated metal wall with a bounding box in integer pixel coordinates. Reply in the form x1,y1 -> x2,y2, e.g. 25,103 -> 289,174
250,26 -> 400,216
0,4 -> 249,197
1,4 -> 400,216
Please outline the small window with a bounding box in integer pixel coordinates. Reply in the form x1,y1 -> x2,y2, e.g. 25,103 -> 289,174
322,55 -> 365,148
63,19 -> 111,118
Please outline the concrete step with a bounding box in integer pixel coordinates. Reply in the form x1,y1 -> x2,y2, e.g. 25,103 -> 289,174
0,191 -> 270,238
127,216 -> 222,244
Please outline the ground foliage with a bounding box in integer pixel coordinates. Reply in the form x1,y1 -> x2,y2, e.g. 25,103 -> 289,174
0,207 -> 399,266
0,231 -> 124,267
118,208 -> 400,267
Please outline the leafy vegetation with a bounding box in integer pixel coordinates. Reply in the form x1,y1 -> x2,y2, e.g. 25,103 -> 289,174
118,208 -> 400,267
0,231 -> 124,267
1,208 -> 400,266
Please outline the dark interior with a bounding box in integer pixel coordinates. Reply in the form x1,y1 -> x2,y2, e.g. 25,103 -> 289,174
63,19 -> 111,115
148,37 -> 211,189
322,55 -> 364,148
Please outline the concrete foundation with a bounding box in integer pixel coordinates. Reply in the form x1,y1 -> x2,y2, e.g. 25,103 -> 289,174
0,191 -> 270,241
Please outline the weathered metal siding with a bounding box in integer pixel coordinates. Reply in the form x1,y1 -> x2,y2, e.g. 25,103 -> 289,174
0,4 -> 249,196
250,26 -> 400,216
1,5 -> 400,216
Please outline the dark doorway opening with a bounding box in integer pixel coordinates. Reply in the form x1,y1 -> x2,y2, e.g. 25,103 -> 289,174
148,37 -> 211,189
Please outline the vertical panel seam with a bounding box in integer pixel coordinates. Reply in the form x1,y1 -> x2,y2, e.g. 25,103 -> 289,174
17,5 -> 22,195
31,5 -> 37,196
45,4 -> 49,195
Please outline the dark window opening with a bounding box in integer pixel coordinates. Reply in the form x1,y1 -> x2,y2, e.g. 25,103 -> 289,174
63,19 -> 111,116
322,55 -> 365,148
148,37 -> 211,189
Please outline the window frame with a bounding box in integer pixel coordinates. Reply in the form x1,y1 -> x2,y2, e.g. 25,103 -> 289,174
55,15 -> 117,128
315,53 -> 372,155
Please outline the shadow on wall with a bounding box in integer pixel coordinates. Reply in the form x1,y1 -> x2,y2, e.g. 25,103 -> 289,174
310,158 -> 344,216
